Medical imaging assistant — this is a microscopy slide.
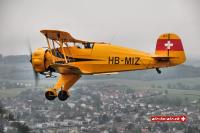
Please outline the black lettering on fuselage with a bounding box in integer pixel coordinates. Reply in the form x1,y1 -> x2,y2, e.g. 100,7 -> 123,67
108,56 -> 140,65
125,57 -> 132,64
115,57 -> 120,64
135,57 -> 140,65
108,56 -> 114,64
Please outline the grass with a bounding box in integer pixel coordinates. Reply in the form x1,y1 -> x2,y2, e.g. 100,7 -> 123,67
118,77 -> 200,101
0,88 -> 28,98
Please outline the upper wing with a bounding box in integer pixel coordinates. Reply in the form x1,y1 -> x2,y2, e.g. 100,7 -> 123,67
40,29 -> 94,43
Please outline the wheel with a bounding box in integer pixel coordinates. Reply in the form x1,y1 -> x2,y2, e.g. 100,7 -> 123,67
45,90 -> 57,101
58,90 -> 69,101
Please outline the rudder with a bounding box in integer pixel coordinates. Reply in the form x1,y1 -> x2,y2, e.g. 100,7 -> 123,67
155,33 -> 186,65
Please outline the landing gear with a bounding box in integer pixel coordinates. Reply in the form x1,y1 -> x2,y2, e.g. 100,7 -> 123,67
44,74 -> 80,101
45,89 -> 57,101
45,88 -> 70,101
58,90 -> 70,101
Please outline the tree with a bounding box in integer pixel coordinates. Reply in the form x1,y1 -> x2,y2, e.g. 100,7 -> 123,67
114,116 -> 122,122
184,97 -> 189,105
8,113 -> 15,121
126,123 -> 134,131
102,114 -> 109,123
0,101 -> 31,132
10,122 -> 31,133
133,127 -> 141,133
0,102 -> 5,133
151,84 -> 155,88
198,98 -> 200,103
0,54 -> 3,62
110,127 -> 118,133
0,102 -> 5,114
164,90 -> 168,95
99,114 -> 109,124
157,85 -> 162,88
167,83 -> 172,89
162,123 -> 169,132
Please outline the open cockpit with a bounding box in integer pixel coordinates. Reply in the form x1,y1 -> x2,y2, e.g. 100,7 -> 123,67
40,30 -> 99,64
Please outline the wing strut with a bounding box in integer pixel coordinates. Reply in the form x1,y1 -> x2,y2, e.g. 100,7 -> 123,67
45,34 -> 55,63
65,42 -> 73,62
59,38 -> 68,64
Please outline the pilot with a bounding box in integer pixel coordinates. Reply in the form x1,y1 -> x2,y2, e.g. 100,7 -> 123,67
85,42 -> 91,48
54,48 -> 63,58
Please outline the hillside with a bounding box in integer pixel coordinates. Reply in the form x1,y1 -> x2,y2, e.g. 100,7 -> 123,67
0,55 -> 199,81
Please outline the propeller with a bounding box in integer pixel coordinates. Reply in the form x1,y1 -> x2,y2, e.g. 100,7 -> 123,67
27,39 -> 39,87
33,69 -> 39,87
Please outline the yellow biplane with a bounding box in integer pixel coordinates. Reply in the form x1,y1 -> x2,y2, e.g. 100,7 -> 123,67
30,30 -> 186,101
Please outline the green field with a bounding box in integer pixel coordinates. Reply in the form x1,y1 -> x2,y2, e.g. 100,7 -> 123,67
0,77 -> 200,100
0,88 -> 28,98
97,77 -> 200,101
116,78 -> 200,100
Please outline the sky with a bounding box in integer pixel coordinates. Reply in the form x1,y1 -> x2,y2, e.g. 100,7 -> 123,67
0,0 -> 199,60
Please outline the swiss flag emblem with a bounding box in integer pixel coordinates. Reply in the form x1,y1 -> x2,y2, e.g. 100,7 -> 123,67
156,39 -> 183,51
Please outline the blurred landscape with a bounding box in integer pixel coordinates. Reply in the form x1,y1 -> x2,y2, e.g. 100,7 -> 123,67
0,54 -> 200,133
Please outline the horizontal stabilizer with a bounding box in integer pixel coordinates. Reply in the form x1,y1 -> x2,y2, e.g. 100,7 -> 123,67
152,56 -> 176,61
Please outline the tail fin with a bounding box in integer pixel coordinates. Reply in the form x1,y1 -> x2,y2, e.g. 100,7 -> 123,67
155,33 -> 186,65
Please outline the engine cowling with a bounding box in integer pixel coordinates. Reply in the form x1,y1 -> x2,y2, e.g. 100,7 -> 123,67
31,48 -> 46,72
